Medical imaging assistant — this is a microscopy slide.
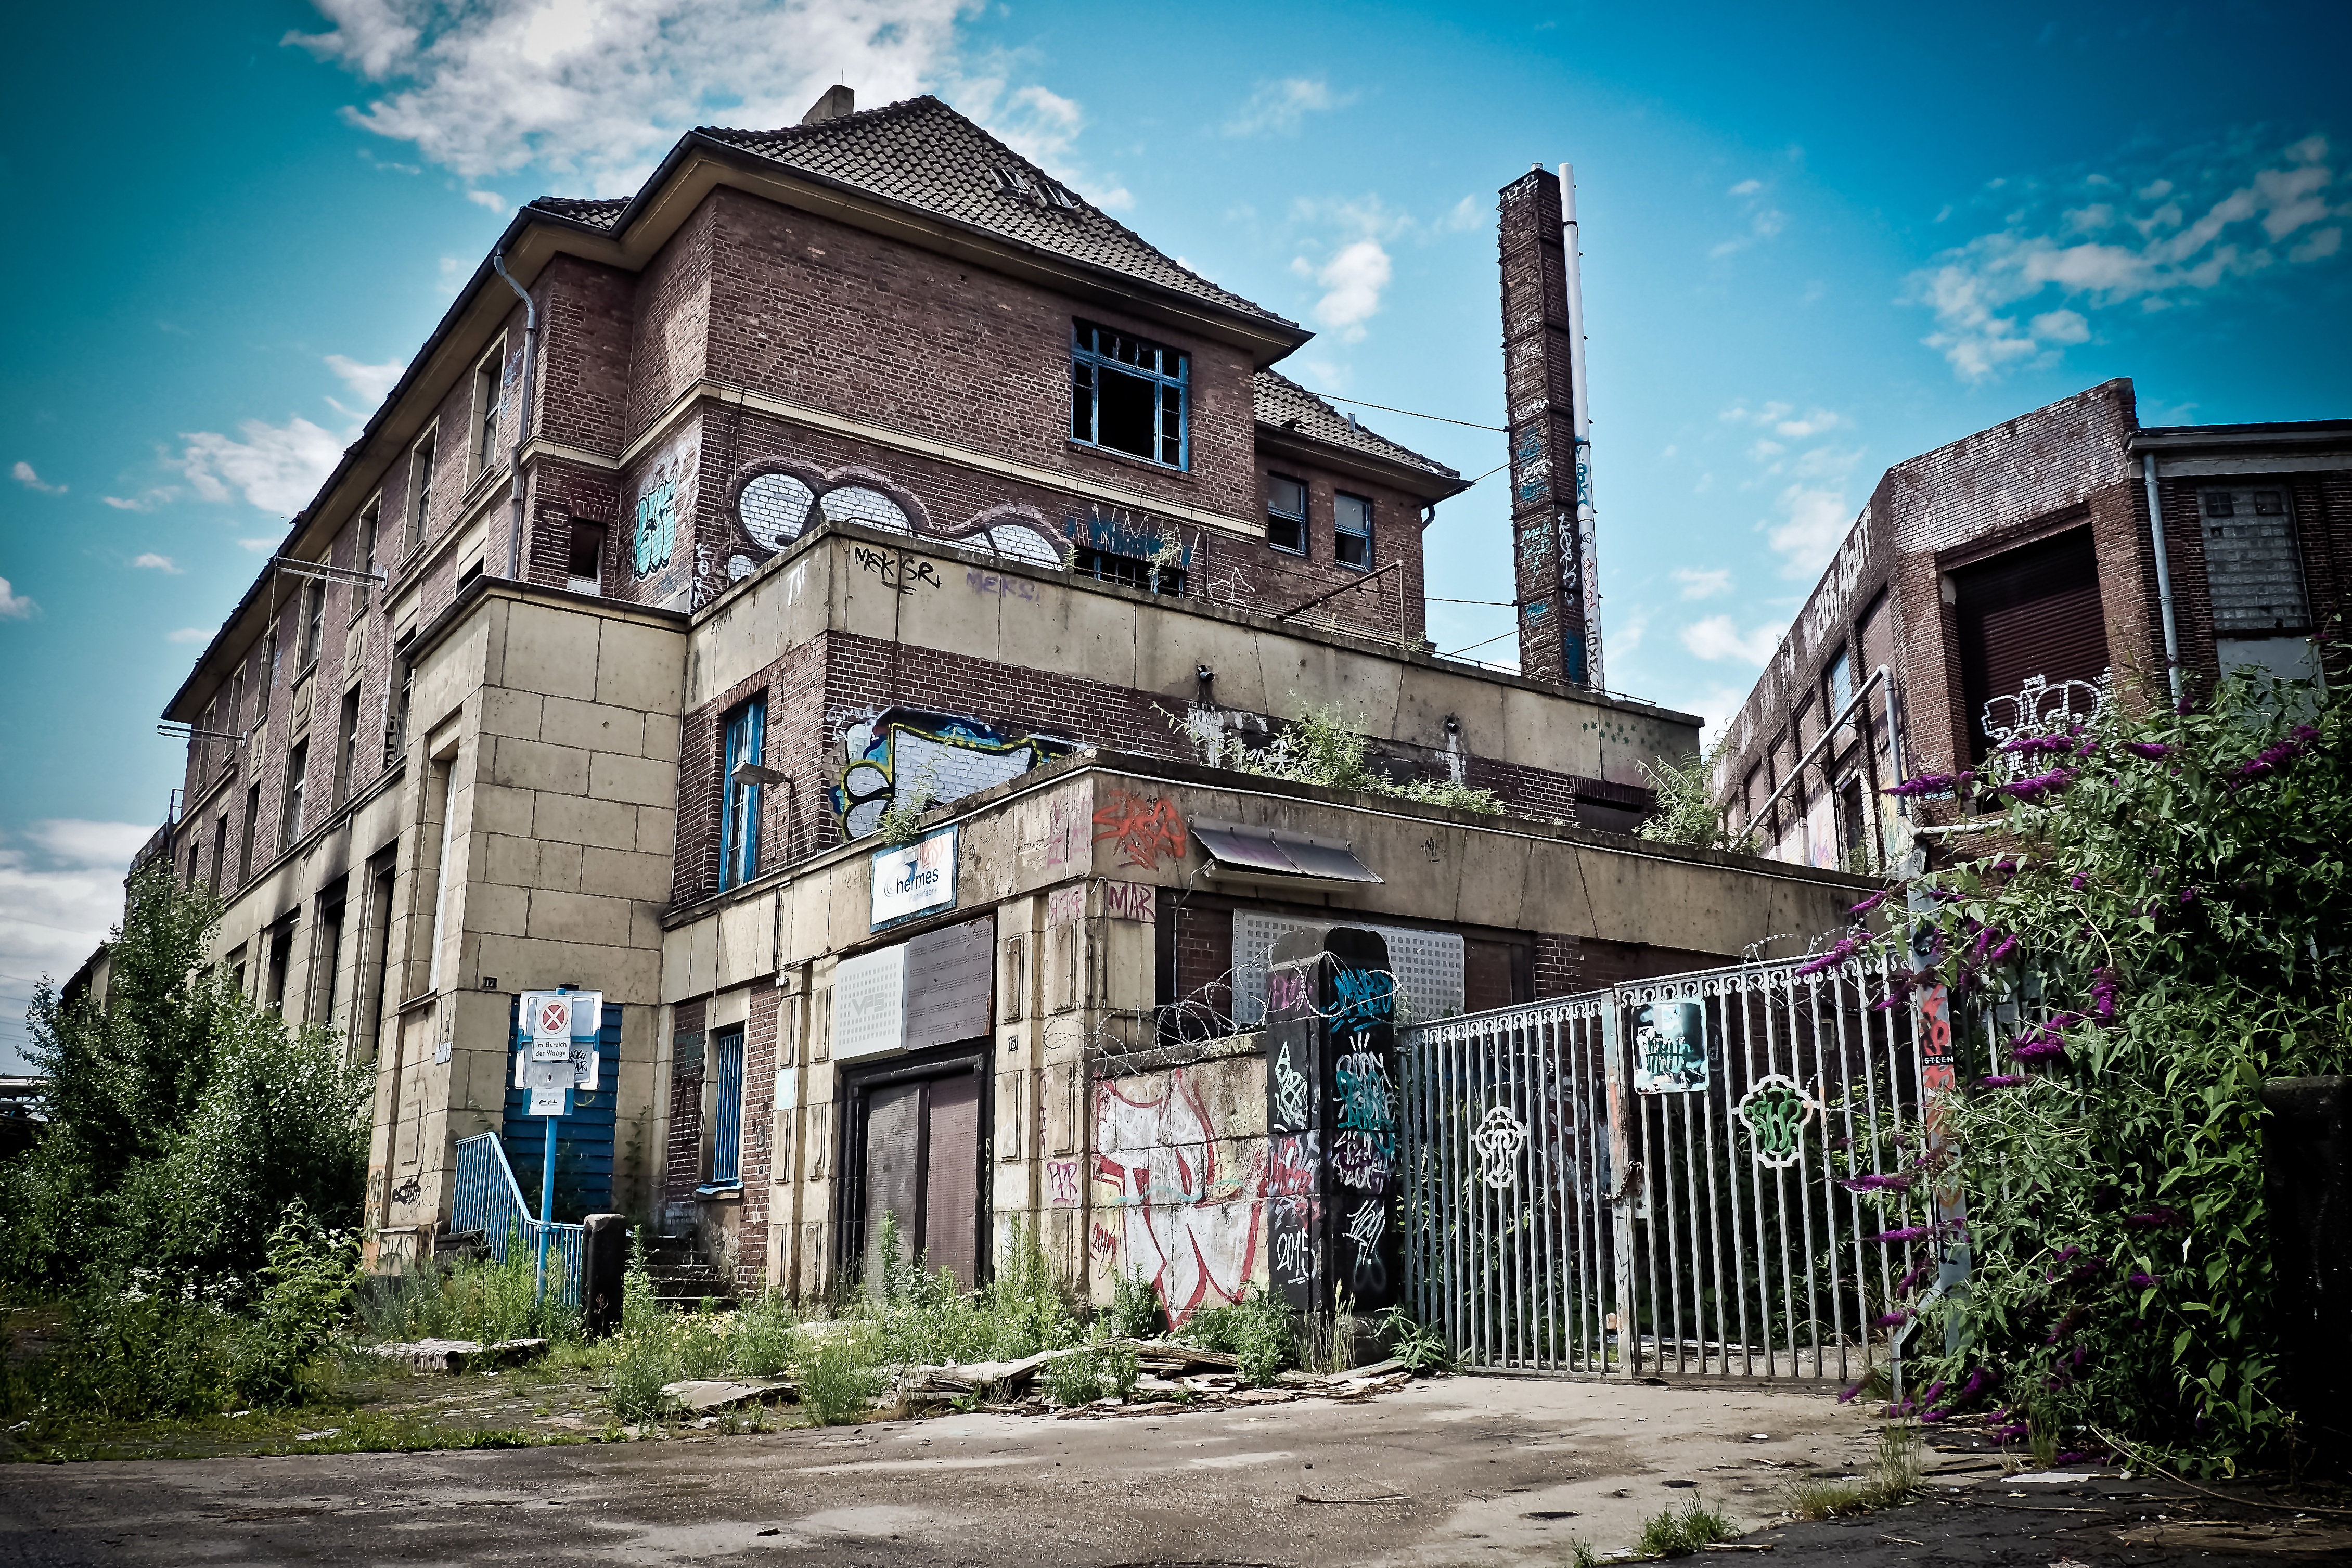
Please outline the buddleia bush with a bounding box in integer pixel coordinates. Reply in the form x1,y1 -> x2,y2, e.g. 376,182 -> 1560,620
1845,663 -> 2348,1473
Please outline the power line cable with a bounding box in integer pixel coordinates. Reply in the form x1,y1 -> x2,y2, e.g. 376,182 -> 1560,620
1311,393 -> 1505,432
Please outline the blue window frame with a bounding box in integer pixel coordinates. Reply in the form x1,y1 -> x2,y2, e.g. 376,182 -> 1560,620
1071,320 -> 1188,469
718,697 -> 766,890
706,1026 -> 746,1190
1334,493 -> 1374,570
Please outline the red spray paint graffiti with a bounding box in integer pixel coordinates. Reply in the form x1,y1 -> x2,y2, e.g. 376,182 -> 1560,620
1093,1071 -> 1265,1326
1093,790 -> 1187,871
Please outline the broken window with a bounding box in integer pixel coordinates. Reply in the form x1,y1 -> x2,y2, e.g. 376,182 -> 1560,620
282,737 -> 309,846
407,434 -> 435,555
568,522 -> 605,595
1334,493 -> 1374,570
471,339 -> 505,479
1267,474 -> 1308,556
356,500 -> 379,610
1071,320 -> 1187,468
2199,487 -> 2309,635
300,579 -> 326,671
335,686 -> 363,808
1072,547 -> 1185,597
719,697 -> 767,891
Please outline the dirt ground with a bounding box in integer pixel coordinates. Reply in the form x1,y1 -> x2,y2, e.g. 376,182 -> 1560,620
4,1373 -> 2346,1565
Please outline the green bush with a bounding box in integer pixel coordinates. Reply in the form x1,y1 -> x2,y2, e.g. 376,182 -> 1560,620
1178,1286 -> 1296,1386
1870,665 -> 2350,1472
11,1283 -> 237,1421
231,1201 -> 360,1407
607,1326 -> 676,1424
1041,1346 -> 1103,1407
1104,1265 -> 1162,1341
797,1332 -> 883,1425
729,1289 -> 799,1377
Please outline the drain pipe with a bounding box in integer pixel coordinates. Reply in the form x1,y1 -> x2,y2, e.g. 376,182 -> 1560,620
491,249 -> 540,581
2143,451 -> 2183,704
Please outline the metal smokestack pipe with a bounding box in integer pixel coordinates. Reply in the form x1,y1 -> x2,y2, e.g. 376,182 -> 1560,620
1558,163 -> 1604,691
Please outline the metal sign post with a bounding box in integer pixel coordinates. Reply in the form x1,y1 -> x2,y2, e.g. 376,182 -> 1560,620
516,988 -> 602,1303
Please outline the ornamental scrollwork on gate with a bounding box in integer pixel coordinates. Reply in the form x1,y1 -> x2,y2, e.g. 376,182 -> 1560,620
1736,1073 -> 1821,1171
1470,1104 -> 1529,1190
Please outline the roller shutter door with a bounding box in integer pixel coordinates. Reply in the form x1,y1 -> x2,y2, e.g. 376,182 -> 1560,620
1953,529 -> 2109,761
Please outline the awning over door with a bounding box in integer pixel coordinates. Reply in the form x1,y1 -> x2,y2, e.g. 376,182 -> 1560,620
1192,817 -> 1381,892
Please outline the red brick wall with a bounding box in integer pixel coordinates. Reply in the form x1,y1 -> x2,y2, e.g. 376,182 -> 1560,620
1533,931 -> 1582,998
734,987 -> 782,1291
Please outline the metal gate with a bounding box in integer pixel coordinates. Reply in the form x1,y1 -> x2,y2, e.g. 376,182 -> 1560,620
1400,950 -> 1934,1383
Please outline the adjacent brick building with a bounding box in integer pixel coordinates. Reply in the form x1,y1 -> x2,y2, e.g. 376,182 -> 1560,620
157,88 -> 1870,1308
1708,379 -> 2349,871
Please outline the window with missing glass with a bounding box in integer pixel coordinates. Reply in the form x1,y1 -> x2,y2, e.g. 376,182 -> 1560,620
1334,492 -> 1374,569
1071,321 -> 1187,468
1267,475 -> 1307,555
719,697 -> 767,891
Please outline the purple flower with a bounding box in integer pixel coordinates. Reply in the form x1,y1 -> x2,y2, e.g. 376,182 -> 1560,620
1891,770 -> 1971,799
2069,874 -> 2087,890
2128,1270 -> 2157,1288
1895,1259 -> 1936,1294
2122,740 -> 2173,760
1866,1225 -> 1933,1243
1871,1309 -> 1911,1328
2180,885 -> 2200,905
1796,932 -> 1871,978
1977,1074 -> 2026,1088
2232,724 -> 2321,786
2010,1021 -> 2070,1063
1848,888 -> 1890,917
1837,1381 -> 1861,1404
1840,1173 -> 1917,1193
2088,975 -> 2120,1022
2003,766 -> 2077,802
2124,1207 -> 2179,1229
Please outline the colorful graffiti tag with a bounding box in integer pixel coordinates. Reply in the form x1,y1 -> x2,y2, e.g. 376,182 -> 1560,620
1093,789 -> 1187,871
1092,1070 -> 1265,1327
832,708 -> 1074,840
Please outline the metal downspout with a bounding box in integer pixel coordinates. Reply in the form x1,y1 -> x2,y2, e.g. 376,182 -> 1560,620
492,251 -> 540,581
2143,451 -> 2184,704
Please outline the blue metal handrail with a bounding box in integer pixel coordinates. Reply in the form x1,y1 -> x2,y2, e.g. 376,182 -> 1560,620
452,1131 -> 586,1308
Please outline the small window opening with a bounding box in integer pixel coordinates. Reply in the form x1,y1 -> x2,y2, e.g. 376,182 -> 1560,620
568,522 -> 605,595
1267,475 -> 1307,556
1334,493 -> 1374,570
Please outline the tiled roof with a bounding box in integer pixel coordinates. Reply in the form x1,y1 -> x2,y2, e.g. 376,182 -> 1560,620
1253,371 -> 1459,479
529,196 -> 629,232
533,96 -> 1295,330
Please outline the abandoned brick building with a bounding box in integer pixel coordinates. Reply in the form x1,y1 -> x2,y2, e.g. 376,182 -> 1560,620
155,87 -> 1867,1309
1708,379 -> 2351,873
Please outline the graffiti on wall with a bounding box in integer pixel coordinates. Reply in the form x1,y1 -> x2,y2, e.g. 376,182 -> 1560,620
1046,1158 -> 1082,1205
1093,789 -> 1187,871
729,460 -> 1062,570
831,708 -> 1074,840
1329,965 -> 1399,1295
1093,1070 -> 1266,1327
632,437 -> 698,579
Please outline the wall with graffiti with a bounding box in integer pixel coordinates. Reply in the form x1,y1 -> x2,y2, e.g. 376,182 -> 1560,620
1090,1054 -> 1268,1327
726,454 -> 1065,581
830,707 -> 1074,840
628,430 -> 700,610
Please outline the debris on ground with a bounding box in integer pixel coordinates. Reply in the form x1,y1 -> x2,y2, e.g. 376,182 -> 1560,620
889,1339 -> 1420,1420
659,1379 -> 793,1413
368,1338 -> 552,1374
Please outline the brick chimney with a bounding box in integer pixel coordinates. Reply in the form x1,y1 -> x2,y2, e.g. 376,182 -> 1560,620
1497,166 -> 1591,687
801,85 -> 855,125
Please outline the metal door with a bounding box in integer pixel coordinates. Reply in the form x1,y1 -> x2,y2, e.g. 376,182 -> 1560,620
1403,950 -> 1932,1384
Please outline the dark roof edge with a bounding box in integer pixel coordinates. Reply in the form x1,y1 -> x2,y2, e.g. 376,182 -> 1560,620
2129,418 -> 2352,453
1255,423 -> 1472,504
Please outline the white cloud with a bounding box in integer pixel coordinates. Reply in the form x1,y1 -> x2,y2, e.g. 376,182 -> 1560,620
1308,239 -> 1391,342
0,576 -> 34,619
1765,482 -> 1855,576
1680,614 -> 1783,664
102,489 -> 177,512
131,553 -> 183,574
1711,179 -> 1789,259
1909,134 -> 2346,380
11,461 -> 63,494
1728,178 -> 1762,197
1441,195 -> 1483,233
175,415 -> 346,516
325,353 -> 407,404
1224,76 -> 1346,137
465,187 -> 506,210
288,0 -> 966,187
0,821 -> 149,1069
166,626 -> 216,644
1672,565 -> 1733,600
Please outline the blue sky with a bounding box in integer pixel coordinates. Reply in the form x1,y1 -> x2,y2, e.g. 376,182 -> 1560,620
3,0 -> 2347,1063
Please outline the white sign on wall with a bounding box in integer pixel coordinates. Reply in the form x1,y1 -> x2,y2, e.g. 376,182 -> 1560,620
833,944 -> 909,1062
870,826 -> 958,930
